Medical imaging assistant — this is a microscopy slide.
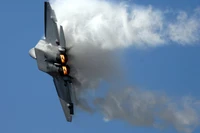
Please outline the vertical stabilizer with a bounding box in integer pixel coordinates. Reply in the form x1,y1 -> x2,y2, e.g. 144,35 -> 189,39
59,25 -> 66,47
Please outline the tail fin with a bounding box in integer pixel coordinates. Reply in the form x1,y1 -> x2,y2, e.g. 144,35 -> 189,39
59,25 -> 66,47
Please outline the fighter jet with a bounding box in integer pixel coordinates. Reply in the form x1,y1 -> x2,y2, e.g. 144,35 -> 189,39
29,2 -> 75,122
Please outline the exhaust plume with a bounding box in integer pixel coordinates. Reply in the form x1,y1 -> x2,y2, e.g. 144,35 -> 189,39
49,0 -> 200,132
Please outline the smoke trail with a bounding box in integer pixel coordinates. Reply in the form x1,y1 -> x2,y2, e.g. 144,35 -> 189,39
49,0 -> 200,132
94,88 -> 200,133
51,0 -> 200,49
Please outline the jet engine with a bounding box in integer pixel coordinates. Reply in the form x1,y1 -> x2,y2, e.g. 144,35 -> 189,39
47,63 -> 70,76
45,52 -> 68,65
56,54 -> 68,64
59,65 -> 70,76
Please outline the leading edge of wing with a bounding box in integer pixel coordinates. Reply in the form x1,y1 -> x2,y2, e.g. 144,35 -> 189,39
44,2 -> 50,38
44,2 -> 56,37
44,2 -> 67,48
44,2 -> 58,45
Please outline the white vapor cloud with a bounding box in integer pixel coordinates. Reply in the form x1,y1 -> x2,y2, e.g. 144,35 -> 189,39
168,10 -> 200,44
94,88 -> 200,133
48,0 -> 200,132
50,0 -> 200,49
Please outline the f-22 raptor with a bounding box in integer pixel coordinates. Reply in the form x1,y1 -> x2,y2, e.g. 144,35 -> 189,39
29,2 -> 75,122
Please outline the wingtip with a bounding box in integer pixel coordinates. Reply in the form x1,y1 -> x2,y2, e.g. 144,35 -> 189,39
44,1 -> 50,5
67,115 -> 72,122
44,1 -> 54,38
44,1 -> 52,10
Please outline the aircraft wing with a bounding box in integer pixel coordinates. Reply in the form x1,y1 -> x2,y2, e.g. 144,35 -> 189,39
44,2 -> 59,46
44,2 -> 67,48
53,76 -> 74,122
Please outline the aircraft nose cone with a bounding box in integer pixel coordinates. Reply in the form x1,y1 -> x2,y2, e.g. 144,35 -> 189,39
29,48 -> 36,59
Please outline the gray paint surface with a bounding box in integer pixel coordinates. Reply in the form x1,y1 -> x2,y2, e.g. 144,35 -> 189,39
29,1 -> 74,122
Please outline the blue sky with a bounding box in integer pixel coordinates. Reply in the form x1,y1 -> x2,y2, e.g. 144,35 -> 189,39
1,0 -> 200,133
